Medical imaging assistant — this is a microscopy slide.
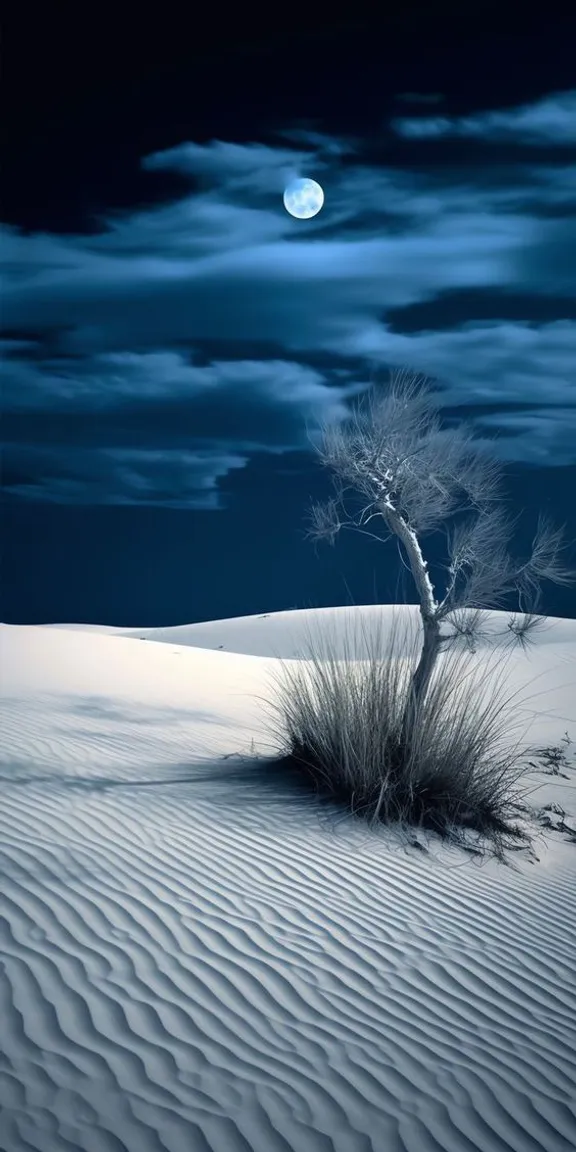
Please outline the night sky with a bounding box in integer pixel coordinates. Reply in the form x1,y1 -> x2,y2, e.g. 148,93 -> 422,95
2,9 -> 576,625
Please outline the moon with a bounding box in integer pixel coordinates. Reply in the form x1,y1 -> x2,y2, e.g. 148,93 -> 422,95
283,177 -> 325,219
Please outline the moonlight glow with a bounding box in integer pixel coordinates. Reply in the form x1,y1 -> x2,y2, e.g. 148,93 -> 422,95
283,177 -> 325,219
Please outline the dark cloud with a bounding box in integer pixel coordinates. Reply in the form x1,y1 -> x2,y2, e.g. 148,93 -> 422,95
385,289 -> 576,333
1,441 -> 252,509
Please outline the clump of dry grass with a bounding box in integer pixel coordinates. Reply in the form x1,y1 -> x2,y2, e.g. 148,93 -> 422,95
260,608 -> 541,855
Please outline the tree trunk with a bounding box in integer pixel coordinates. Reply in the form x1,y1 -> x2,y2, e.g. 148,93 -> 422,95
376,504 -> 443,751
399,612 -> 442,750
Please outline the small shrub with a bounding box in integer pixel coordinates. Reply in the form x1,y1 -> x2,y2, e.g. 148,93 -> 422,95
260,608 -> 540,855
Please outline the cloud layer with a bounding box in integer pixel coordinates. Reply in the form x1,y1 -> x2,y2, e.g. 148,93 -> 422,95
2,89 -> 575,507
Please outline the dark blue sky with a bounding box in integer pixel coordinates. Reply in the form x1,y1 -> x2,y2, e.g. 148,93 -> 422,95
2,9 -> 576,624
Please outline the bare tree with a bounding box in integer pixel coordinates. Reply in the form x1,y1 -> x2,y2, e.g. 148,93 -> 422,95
306,368 -> 576,744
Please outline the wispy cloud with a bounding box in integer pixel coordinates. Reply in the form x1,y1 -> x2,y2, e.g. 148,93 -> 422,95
2,349 -> 350,414
391,89 -> 576,144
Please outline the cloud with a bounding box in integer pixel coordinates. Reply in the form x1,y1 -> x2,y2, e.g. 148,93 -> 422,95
274,126 -> 358,155
2,90 -> 576,506
324,318 -> 576,465
2,348 -> 355,425
2,444 -> 251,509
391,89 -> 576,145
142,139 -> 323,197
1,348 -> 359,505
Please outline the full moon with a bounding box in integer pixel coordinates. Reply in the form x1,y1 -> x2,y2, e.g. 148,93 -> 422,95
283,177 -> 324,219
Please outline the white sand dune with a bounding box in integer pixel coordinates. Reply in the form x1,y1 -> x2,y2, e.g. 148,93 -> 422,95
1,606 -> 576,1152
